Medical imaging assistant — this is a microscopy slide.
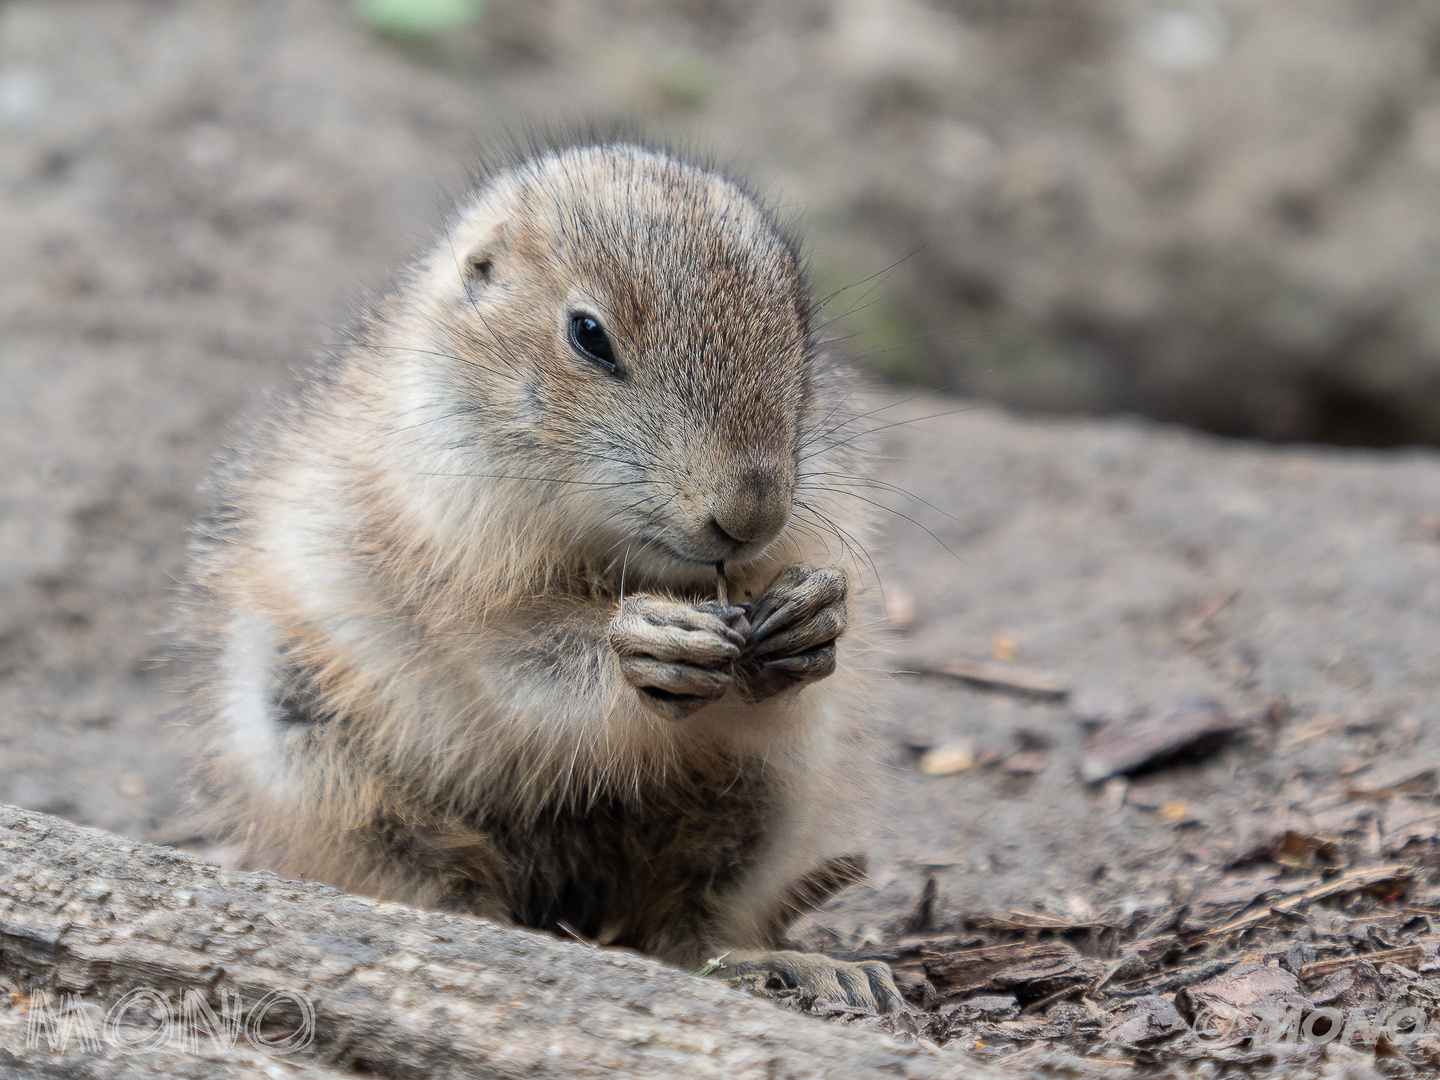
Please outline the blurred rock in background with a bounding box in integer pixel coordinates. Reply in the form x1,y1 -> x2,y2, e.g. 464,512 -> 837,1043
9,0 -> 1440,447
402,0 -> 1440,446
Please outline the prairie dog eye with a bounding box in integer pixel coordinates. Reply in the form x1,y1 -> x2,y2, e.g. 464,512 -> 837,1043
568,313 -> 618,372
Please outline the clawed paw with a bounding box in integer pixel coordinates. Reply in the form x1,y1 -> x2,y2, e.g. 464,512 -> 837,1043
609,596 -> 749,719
610,566 -> 847,717
713,949 -> 904,1015
735,565 -> 847,701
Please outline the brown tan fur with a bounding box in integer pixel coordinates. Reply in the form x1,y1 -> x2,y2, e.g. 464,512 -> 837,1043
180,142 -> 899,1011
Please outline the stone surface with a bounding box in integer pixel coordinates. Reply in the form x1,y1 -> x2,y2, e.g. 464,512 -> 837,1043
0,804 -> 985,1079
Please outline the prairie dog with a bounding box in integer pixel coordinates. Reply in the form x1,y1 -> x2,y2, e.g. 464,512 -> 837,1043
182,141 -> 899,1011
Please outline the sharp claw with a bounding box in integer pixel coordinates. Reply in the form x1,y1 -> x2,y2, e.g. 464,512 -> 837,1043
637,688 -> 710,720
709,951 -> 902,1015
760,646 -> 836,674
746,566 -> 847,644
748,616 -> 844,659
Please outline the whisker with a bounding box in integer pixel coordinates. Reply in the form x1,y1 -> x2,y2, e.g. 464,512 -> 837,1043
815,321 -> 980,358
798,471 -> 961,524
798,381 -> 974,450
799,403 -> 982,463
792,501 -> 881,586
413,472 -> 657,490
570,491 -> 675,559
619,539 -> 633,603
812,240 -> 930,310
805,486 -> 962,565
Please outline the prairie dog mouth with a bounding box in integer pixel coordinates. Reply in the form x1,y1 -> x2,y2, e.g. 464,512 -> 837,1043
647,534 -> 771,572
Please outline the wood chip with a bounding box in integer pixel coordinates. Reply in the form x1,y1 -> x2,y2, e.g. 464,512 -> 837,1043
1081,701 -> 1241,783
966,911 -> 1113,934
1179,875 -> 1292,933
1173,963 -> 1308,1038
1307,962 -> 1384,1009
1096,935 -> 1181,991
1279,712 -> 1346,748
1273,828 -> 1343,869
977,1019 -> 1066,1040
1004,751 -> 1050,775
989,630 -> 1018,661
922,941 -> 1095,998
1381,798 -> 1440,853
1348,759 -> 1440,797
1300,944 -> 1424,982
1101,995 -> 1188,1045
1159,800 -> 1189,823
946,995 -> 1020,1023
1206,864 -> 1414,935
899,658 -> 1069,700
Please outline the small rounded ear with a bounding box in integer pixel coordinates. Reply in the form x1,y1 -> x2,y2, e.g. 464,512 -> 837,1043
464,251 -> 494,286
459,218 -> 509,292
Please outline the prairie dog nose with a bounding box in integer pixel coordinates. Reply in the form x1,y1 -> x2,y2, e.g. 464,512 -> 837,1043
707,465 -> 793,548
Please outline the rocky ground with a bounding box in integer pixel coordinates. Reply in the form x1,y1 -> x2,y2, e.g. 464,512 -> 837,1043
4,1 -> 1440,1075
795,401 -> 1440,1072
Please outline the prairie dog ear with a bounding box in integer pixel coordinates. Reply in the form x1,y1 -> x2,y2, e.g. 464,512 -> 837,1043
460,219 -> 510,290
464,248 -> 495,286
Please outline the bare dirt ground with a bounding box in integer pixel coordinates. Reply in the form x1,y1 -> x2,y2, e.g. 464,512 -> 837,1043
5,2 -> 1440,1074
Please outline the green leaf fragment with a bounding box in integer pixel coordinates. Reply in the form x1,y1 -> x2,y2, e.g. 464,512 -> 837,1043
355,0 -> 484,35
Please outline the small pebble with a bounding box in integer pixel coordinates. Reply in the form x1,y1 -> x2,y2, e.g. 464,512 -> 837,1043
884,584 -> 917,631
919,739 -> 974,775
990,630 -> 1018,661
1160,799 -> 1189,822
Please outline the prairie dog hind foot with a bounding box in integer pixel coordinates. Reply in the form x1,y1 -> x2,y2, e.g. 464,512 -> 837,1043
715,950 -> 904,1015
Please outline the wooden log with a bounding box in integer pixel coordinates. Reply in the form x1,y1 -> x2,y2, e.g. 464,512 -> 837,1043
0,804 -> 992,1079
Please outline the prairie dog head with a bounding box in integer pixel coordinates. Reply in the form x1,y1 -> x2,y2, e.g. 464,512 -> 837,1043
395,144 -> 819,589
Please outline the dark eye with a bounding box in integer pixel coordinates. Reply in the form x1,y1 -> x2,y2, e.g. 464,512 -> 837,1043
568,313 -> 618,372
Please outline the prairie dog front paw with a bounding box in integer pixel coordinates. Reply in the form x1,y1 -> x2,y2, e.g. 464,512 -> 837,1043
736,565 -> 847,701
609,596 -> 749,719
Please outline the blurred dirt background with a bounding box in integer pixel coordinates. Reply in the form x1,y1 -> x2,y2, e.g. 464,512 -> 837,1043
4,0 -> 1440,1070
